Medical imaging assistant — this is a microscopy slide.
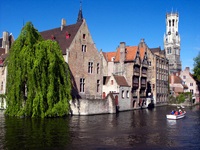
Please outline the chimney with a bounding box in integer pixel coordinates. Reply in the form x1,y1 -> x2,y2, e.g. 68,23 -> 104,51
120,42 -> 126,62
61,18 -> 66,31
2,31 -> 9,48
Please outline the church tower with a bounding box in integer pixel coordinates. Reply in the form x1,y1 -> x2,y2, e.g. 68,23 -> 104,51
164,12 -> 181,73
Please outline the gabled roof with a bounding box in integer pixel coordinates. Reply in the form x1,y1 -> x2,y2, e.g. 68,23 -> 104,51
150,47 -> 161,53
113,75 -> 129,86
114,46 -> 138,62
169,74 -> 183,84
139,46 -> 145,61
126,46 -> 138,61
40,22 -> 82,55
103,52 -> 116,62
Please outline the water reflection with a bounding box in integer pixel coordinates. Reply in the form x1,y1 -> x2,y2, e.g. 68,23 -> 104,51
0,105 -> 200,149
3,117 -> 72,149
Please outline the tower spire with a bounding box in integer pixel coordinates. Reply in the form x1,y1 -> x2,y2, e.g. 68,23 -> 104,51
77,0 -> 83,23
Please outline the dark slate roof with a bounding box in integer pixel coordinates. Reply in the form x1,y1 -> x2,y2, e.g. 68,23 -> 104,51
0,48 -> 5,56
150,47 -> 161,53
40,22 -> 82,55
160,49 -> 165,55
113,75 -> 130,86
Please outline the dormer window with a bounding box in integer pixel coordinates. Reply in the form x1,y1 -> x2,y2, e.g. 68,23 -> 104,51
51,35 -> 55,40
66,32 -> 70,39
111,57 -> 115,61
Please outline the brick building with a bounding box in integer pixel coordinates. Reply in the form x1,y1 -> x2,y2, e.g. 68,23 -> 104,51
0,32 -> 14,109
177,67 -> 199,104
41,7 -> 103,101
102,39 -> 150,109
148,47 -> 169,105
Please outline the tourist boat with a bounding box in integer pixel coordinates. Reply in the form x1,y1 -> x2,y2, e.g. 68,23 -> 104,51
166,111 -> 186,120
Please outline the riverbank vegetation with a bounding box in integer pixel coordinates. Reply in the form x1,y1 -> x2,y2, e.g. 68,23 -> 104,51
5,22 -> 71,118
168,92 -> 192,104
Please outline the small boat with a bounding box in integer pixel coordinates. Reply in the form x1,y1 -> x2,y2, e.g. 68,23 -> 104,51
166,111 -> 186,120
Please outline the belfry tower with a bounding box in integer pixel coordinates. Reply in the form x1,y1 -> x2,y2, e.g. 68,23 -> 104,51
164,12 -> 181,73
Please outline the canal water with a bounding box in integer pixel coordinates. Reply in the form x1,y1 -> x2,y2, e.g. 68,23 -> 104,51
0,105 -> 200,150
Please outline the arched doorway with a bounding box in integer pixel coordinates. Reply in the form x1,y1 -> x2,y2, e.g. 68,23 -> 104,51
115,95 -> 119,112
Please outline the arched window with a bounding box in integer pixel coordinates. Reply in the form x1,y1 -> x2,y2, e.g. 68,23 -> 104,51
122,90 -> 124,99
126,90 -> 129,98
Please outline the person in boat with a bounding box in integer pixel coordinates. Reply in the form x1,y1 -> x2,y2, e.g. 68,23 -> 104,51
171,110 -> 175,115
179,109 -> 182,114
175,111 -> 179,115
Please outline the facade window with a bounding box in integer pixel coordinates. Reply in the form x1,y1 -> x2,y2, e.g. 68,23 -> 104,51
190,89 -> 194,94
83,34 -> 86,39
142,68 -> 147,74
97,80 -> 100,93
183,75 -> 186,79
149,61 -> 151,66
134,65 -> 140,73
80,78 -> 85,92
126,90 -> 129,98
2,69 -> 4,75
97,63 -> 99,74
133,90 -> 137,97
111,80 -> 114,85
190,83 -> 193,86
141,78 -> 146,84
82,45 -> 87,52
122,90 -> 124,99
88,62 -> 93,74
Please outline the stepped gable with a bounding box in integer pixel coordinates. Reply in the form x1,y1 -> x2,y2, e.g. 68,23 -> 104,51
113,75 -> 129,86
40,22 -> 82,55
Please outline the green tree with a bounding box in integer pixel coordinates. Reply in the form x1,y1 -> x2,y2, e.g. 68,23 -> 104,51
193,52 -> 200,81
5,22 -> 71,118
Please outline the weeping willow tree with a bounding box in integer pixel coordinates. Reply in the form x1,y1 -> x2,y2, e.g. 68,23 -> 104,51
5,22 -> 71,118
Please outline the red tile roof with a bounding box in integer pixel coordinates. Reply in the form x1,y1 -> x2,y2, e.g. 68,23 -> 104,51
126,46 -> 138,61
40,22 -> 82,55
103,52 -> 116,62
139,46 -> 145,61
169,74 -> 183,84
113,75 -> 129,86
114,46 -> 138,62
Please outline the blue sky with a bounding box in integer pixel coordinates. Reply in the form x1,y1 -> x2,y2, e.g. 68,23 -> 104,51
1,0 -> 200,72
